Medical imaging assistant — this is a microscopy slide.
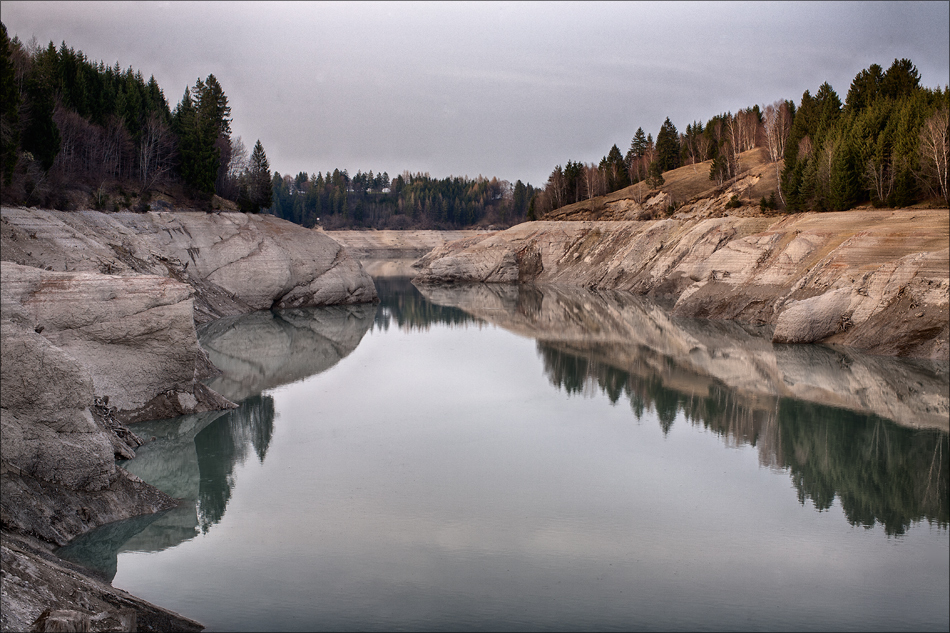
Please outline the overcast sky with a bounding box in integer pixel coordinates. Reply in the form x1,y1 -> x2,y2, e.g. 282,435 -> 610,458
3,1 -> 948,186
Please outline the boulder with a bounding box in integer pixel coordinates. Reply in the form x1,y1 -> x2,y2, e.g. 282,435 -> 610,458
772,287 -> 853,344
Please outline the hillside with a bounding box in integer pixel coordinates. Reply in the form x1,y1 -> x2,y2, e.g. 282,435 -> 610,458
545,148 -> 780,221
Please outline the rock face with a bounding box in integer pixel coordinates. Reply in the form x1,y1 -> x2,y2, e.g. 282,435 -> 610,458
1,207 -> 378,323
326,229 -> 493,261
1,206 -> 378,629
1,262 -> 233,424
1,531 -> 204,632
412,210 -> 950,360
0,316 -> 180,547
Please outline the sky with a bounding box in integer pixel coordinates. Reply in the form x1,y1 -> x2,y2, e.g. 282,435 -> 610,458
2,1 -> 948,187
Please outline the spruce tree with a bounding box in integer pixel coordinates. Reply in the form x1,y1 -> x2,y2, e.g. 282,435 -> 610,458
243,139 -> 272,213
627,127 -> 648,167
656,117 -> 680,172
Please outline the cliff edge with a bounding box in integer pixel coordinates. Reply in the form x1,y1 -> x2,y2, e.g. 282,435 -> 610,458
412,209 -> 949,360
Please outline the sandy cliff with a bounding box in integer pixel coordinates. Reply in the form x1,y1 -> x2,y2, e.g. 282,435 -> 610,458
412,210 -> 949,360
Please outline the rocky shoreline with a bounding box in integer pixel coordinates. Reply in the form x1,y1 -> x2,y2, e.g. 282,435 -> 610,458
412,210 -> 949,360
1,207 -> 378,631
2,206 -> 947,630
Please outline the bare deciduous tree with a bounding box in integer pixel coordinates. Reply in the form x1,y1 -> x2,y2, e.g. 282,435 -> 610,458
762,101 -> 792,163
865,156 -> 893,204
696,134 -> 713,163
139,113 -> 175,190
546,165 -> 565,210
727,114 -> 742,176
738,108 -> 759,152
917,107 -> 949,205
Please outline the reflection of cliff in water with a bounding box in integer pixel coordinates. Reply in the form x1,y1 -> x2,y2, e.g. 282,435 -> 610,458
372,276 -> 482,332
199,304 -> 376,402
417,282 -> 949,536
539,342 -> 948,535
416,282 -> 949,429
57,303 -> 376,579
57,395 -> 275,580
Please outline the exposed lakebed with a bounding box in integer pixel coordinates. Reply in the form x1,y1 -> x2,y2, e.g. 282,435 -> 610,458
58,275 -> 949,632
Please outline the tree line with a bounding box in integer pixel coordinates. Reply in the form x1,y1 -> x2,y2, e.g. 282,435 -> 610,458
0,23 -> 273,213
536,58 -> 948,214
269,168 -> 537,229
4,25 -> 944,224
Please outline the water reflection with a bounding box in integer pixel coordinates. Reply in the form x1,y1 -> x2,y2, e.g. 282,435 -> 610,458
417,281 -> 949,536
415,282 -> 949,429
58,396 -> 275,580
58,278 -> 948,586
199,304 -> 376,401
58,305 -> 375,579
372,276 -> 482,332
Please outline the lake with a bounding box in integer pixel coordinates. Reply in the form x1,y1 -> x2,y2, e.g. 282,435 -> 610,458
58,273 -> 950,632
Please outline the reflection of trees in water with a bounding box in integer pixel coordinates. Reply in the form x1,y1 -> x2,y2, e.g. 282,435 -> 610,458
372,277 -> 482,332
538,342 -> 948,536
194,395 -> 275,533
779,400 -> 948,536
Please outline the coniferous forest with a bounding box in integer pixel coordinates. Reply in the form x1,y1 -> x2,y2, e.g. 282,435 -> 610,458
2,21 -> 946,228
0,24 -> 535,228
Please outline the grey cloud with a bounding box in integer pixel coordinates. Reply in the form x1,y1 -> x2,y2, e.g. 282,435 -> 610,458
2,1 -> 947,186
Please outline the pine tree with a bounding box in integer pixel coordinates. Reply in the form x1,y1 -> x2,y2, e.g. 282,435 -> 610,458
173,74 -> 231,195
647,160 -> 665,189
604,144 -> 629,192
656,117 -> 680,172
242,139 -> 272,213
881,58 -> 920,100
627,127 -> 648,168
21,70 -> 61,171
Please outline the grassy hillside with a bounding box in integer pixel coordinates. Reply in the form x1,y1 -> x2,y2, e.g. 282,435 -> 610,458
544,148 -> 783,221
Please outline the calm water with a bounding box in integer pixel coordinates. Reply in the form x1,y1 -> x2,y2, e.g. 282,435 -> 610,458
59,275 -> 949,632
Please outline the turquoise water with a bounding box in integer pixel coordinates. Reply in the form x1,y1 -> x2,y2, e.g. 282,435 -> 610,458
58,277 -> 949,631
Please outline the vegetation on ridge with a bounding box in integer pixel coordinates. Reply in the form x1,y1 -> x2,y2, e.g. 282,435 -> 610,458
2,20 -> 946,225
536,58 -> 948,217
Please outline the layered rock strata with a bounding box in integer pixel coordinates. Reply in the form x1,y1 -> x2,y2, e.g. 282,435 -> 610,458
326,229 -> 492,261
1,262 -> 233,424
1,531 -> 203,632
0,316 -> 180,547
412,210 -> 949,360
1,207 -> 378,323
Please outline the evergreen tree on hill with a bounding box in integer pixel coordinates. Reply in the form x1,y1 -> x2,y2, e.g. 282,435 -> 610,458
242,139 -> 272,213
881,58 -> 920,100
173,74 -> 231,196
656,117 -> 680,172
